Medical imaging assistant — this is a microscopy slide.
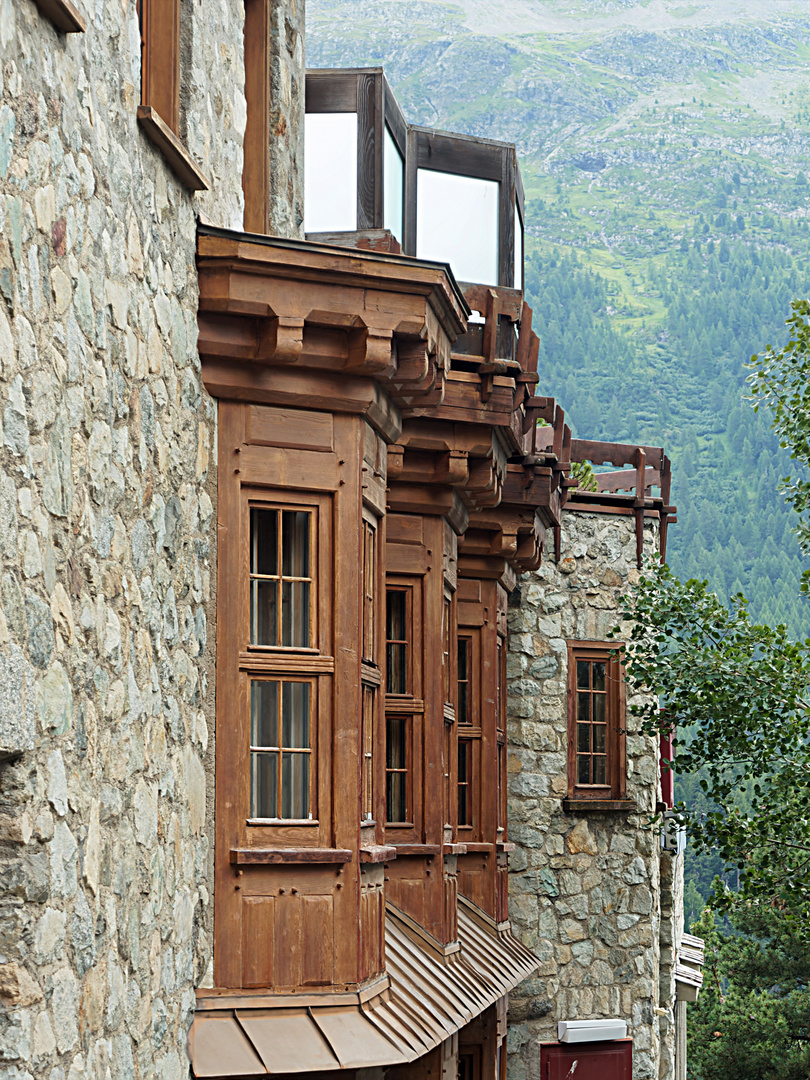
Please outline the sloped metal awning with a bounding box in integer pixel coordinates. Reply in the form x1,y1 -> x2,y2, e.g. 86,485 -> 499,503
189,898 -> 537,1076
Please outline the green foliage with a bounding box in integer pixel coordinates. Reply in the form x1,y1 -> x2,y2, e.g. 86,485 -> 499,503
618,564 -> 810,924
750,300 -> 810,591
688,905 -> 810,1080
570,460 -> 599,491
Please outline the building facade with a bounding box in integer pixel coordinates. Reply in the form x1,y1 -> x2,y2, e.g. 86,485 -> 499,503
0,3 -> 696,1079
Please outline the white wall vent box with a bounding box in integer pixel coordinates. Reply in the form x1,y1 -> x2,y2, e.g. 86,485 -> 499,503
558,1019 -> 628,1044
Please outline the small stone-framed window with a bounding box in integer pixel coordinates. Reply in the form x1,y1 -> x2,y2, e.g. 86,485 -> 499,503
567,642 -> 626,802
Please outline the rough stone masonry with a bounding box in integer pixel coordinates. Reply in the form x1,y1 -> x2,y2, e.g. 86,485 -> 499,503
0,1 -> 302,1077
506,509 -> 683,1080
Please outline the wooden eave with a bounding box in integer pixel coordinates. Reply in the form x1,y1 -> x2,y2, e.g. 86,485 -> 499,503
197,225 -> 468,337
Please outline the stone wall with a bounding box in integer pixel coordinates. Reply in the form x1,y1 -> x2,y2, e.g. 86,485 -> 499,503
268,0 -> 305,237
505,508 -> 682,1080
0,2 -> 299,1077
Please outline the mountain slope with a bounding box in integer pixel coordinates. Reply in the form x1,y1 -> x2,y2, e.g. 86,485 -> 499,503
307,0 -> 810,636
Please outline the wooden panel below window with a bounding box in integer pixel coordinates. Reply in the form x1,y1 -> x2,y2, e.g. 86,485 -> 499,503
242,896 -> 275,987
359,882 -> 385,981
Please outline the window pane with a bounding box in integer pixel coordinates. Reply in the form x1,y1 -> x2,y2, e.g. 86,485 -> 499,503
281,752 -> 309,818
386,770 -> 407,822
282,580 -> 310,648
593,662 -> 606,692
251,580 -> 278,646
282,511 -> 310,578
458,638 -> 470,723
251,508 -> 278,575
577,754 -> 590,785
594,725 -> 606,754
577,723 -> 590,753
514,200 -> 523,290
386,590 -> 406,640
593,757 -> 607,785
592,694 -> 606,725
458,741 -> 469,783
387,643 -> 406,694
281,681 -> 310,748
251,680 -> 279,747
577,692 -> 590,723
576,660 -> 590,689
386,714 -> 407,769
416,169 -> 499,286
251,751 -> 278,818
304,112 -> 358,233
384,125 -> 404,243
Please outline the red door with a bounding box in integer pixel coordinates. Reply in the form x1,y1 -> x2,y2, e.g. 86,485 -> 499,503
540,1039 -> 633,1080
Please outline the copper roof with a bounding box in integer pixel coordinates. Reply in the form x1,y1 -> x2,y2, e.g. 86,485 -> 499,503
189,898 -> 537,1076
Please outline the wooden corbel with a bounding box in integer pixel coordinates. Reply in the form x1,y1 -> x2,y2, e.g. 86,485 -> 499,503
346,325 -> 395,375
256,315 -> 304,364
387,445 -> 405,482
394,339 -> 430,384
437,451 -> 469,487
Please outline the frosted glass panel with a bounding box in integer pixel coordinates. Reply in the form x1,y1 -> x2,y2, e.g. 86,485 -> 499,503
514,201 -> 524,289
416,169 -> 499,285
384,125 -> 404,243
304,113 -> 357,233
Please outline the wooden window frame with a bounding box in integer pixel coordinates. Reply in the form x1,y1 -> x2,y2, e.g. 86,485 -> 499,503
384,578 -> 423,834
248,676 -> 316,823
567,642 -> 626,802
31,0 -> 86,33
136,0 -> 209,190
458,737 -> 473,828
239,489 -> 333,840
304,70 -> 409,234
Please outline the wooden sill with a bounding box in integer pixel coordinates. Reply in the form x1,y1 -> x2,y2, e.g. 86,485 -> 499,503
33,0 -> 86,32
137,106 -> 209,191
360,845 -> 397,864
496,841 -> 515,853
230,847 -> 352,865
392,843 -> 442,856
459,842 -> 494,854
443,843 -> 467,856
563,798 -> 637,813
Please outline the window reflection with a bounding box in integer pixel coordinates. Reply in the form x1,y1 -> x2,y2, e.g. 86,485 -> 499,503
304,113 -> 358,233
384,125 -> 404,243
416,168 -> 499,285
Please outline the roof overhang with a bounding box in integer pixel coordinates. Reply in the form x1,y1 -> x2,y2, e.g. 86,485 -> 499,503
189,898 -> 537,1076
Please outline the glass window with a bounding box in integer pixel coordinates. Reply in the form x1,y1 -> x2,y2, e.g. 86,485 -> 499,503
362,686 -> 375,822
458,637 -> 472,724
514,200 -> 523,290
575,658 -> 609,787
250,508 -> 311,648
458,739 -> 472,826
416,169 -> 499,286
384,125 -> 404,244
250,680 -> 311,819
386,589 -> 408,694
363,521 -> 376,663
304,112 -> 358,233
385,713 -> 409,822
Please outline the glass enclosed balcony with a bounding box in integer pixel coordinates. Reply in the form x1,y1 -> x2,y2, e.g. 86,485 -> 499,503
305,68 -> 407,243
304,69 -> 524,291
